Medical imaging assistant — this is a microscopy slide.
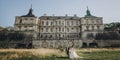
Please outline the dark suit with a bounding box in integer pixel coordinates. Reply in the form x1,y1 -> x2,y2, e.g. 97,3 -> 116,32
65,47 -> 70,57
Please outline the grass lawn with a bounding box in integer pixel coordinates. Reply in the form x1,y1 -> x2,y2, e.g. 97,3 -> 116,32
0,48 -> 120,60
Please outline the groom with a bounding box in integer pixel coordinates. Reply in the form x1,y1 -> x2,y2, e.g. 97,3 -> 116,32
65,47 -> 70,57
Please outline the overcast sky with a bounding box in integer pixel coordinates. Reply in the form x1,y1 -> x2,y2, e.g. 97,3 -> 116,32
0,0 -> 120,27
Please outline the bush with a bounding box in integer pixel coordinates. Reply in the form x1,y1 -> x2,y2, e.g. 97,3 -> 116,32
95,32 -> 120,40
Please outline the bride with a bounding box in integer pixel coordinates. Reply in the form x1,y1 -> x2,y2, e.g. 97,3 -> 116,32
69,47 -> 80,59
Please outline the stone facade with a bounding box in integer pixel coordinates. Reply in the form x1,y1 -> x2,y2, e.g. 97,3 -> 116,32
82,40 -> 120,48
80,8 -> 104,39
38,16 -> 81,40
14,7 -> 104,48
32,40 -> 82,48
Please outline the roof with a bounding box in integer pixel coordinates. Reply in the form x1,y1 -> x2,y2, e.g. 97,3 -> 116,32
39,16 -> 80,20
21,8 -> 36,17
84,7 -> 97,18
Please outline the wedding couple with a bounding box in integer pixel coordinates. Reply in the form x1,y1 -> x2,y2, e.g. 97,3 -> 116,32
66,46 -> 80,59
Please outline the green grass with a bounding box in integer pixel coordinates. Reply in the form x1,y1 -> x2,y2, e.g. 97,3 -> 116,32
0,49 -> 120,60
81,51 -> 120,60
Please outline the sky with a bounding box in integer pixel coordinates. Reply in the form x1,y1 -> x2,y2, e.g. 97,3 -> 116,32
0,0 -> 120,27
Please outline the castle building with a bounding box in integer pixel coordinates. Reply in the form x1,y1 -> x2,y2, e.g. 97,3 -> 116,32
81,7 -> 104,39
14,7 -> 38,37
14,7 -> 104,48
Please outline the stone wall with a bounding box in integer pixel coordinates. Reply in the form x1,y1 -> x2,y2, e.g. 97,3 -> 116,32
32,40 -> 82,48
94,40 -> 120,47
82,40 -> 120,47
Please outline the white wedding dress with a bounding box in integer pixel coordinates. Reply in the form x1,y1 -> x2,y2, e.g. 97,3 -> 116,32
69,48 -> 79,59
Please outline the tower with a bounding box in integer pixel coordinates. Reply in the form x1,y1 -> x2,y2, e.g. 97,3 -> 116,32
86,6 -> 92,16
81,7 -> 104,39
14,5 -> 38,38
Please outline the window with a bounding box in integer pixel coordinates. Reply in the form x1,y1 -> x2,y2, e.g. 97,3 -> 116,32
42,21 -> 44,25
18,26 -> 21,30
45,35 -> 47,38
59,28 -> 61,32
55,21 -> 57,25
50,28 -> 53,32
86,26 -> 89,31
97,26 -> 100,30
67,28 -> 69,32
76,28 -> 78,32
67,21 -> 69,26
71,28 -> 74,32
76,21 -> 78,25
63,35 -> 64,37
25,18 -> 27,20
71,21 -> 74,25
56,28 -> 58,32
71,28 -> 74,30
41,35 -> 43,38
24,26 -> 27,28
59,21 -> 61,25
46,28 -> 48,32
41,28 -> 43,32
62,28 -> 64,32
30,18 -> 33,20
92,20 -> 94,24
50,35 -> 52,38
51,22 -> 53,25
96,20 -> 99,23
92,26 -> 94,30
70,17 -> 73,20
19,19 -> 22,23
62,21 -> 64,25
47,17 -> 49,19
46,21 -> 49,25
